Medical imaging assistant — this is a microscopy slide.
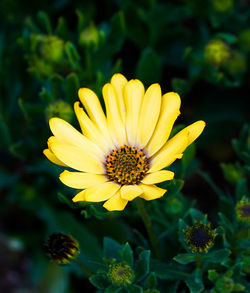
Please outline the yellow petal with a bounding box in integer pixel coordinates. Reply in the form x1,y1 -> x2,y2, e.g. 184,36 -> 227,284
184,120 -> 206,146
49,117 -> 104,160
72,190 -> 86,202
59,170 -> 108,189
74,102 -> 113,153
146,92 -> 181,156
102,83 -> 127,146
141,170 -> 174,184
103,190 -> 128,211
137,84 -> 161,148
50,142 -> 104,174
139,184 -> 166,200
149,129 -> 189,173
120,185 -> 143,201
124,79 -> 145,145
110,73 -> 128,123
43,149 -> 67,166
84,181 -> 120,202
78,88 -> 110,138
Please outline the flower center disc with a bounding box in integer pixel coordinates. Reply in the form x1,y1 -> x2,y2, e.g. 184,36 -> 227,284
190,229 -> 210,248
105,145 -> 149,185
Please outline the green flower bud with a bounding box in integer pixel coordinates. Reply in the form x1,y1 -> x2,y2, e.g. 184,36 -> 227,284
79,23 -> 99,49
40,35 -> 65,63
238,29 -> 250,51
184,222 -> 216,253
204,39 -> 230,67
212,0 -> 233,13
220,163 -> 244,185
236,197 -> 250,224
44,233 -> 79,264
107,263 -> 134,287
45,100 -> 73,123
216,276 -> 234,293
224,50 -> 246,75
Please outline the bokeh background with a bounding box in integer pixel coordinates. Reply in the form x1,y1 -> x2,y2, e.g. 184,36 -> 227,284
0,0 -> 249,292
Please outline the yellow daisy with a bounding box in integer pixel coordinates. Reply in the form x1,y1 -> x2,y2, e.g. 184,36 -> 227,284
43,73 -> 205,211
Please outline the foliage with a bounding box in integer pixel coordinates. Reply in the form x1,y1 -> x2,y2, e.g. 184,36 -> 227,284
0,0 -> 249,292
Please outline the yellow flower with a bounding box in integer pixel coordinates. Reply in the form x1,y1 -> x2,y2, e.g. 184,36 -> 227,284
43,74 -> 205,211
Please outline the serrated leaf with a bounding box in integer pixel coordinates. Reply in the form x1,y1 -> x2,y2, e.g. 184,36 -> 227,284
173,253 -> 196,265
134,250 -> 150,281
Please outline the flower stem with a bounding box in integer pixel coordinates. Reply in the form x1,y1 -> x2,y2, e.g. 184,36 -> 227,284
135,198 -> 161,260
74,259 -> 92,277
195,253 -> 202,269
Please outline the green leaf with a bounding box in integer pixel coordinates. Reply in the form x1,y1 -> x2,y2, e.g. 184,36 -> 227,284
189,208 -> 207,223
65,72 -> 80,103
104,237 -> 123,260
105,285 -> 123,293
121,243 -> 134,266
0,112 -> 11,147
160,179 -> 184,196
50,74 -> 64,100
171,78 -> 191,97
236,179 -> 249,201
208,270 -> 219,282
55,17 -> 70,40
173,253 -> 196,264
180,144 -> 196,177
128,284 -> 143,293
65,41 -> 80,69
144,272 -> 157,289
57,192 -> 76,209
151,260 -> 189,280
185,269 -> 204,293
202,249 -> 231,264
37,11 -> 52,34
39,87 -> 53,103
134,250 -> 150,281
218,213 -> 233,234
136,48 -> 161,86
233,284 -> 245,291
214,33 -> 237,44
89,274 -> 110,289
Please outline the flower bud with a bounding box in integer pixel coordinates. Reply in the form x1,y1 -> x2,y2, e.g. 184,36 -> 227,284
220,163 -> 244,185
107,263 -> 134,287
79,23 -> 99,49
184,222 -> 216,253
45,100 -> 73,123
204,39 -> 230,67
216,277 -> 234,293
44,233 -> 79,264
40,35 -> 65,63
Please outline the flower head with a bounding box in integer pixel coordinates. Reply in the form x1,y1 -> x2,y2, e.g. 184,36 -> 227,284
204,39 -> 230,67
236,197 -> 250,224
43,73 -> 205,211
108,263 -> 134,287
44,233 -> 79,264
184,222 -> 216,253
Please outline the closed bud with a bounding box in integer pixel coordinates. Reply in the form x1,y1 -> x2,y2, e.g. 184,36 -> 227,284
107,263 -> 134,287
44,233 -> 79,265
220,163 -> 244,185
40,35 -> 65,63
46,100 -> 73,123
79,22 -> 99,49
216,277 -> 234,293
204,39 -> 230,67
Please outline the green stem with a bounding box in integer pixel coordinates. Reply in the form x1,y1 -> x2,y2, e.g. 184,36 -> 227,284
74,259 -> 92,277
195,253 -> 202,269
135,198 -> 161,260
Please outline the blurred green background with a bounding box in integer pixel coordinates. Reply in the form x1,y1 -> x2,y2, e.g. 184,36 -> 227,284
0,0 -> 249,292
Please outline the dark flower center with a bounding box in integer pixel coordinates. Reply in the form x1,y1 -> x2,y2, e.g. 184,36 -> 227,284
240,204 -> 250,217
105,145 -> 149,185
